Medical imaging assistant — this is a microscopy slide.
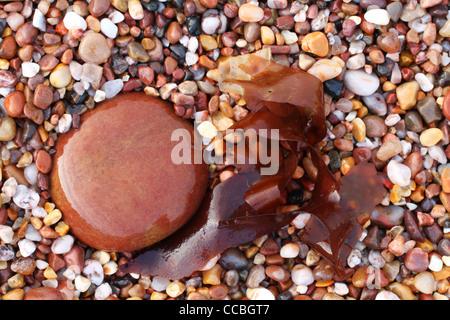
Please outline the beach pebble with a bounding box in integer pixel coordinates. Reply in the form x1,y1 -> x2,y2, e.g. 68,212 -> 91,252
415,73 -> 434,92
21,62 -> 40,78
51,235 -> 75,254
246,287 -> 275,300
63,12 -> 87,31
18,239 -> 36,257
13,185 -> 40,209
307,59 -> 342,82
344,69 -> 380,96
364,9 -> 390,25
101,79 -> 124,98
291,264 -> 314,286
100,18 -> 118,38
238,4 -> 264,22
83,259 -> 104,286
387,160 -> 411,187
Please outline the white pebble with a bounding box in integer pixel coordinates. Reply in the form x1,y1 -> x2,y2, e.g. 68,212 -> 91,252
280,243 -> 300,258
69,61 -> 83,81
21,62 -> 40,78
51,235 -> 75,254
428,145 -> 447,164
334,282 -> 349,296
347,249 -> 362,268
291,213 -> 311,229
101,79 -> 124,99
94,90 -> 106,102
128,0 -> 144,20
364,9 -> 391,25
387,160 -> 411,187
32,9 -> 46,32
185,51 -> 199,66
13,185 -> 40,209
83,259 -> 104,286
63,12 -> 87,31
375,290 -> 401,300
25,224 -> 42,242
75,275 -> 91,292
385,114 -> 401,126
344,68 -> 380,96
291,264 -> 314,286
100,18 -> 118,39
0,225 -> 14,243
246,287 -> 275,300
57,113 -> 72,134
2,177 -> 17,198
18,239 -> 36,257
95,283 -> 112,300
36,259 -> 49,270
368,249 -> 386,268
108,11 -> 124,24
151,276 -> 170,292
428,255 -> 443,272
415,73 -> 434,92
346,53 -> 365,70
32,206 -> 48,219
24,163 -> 38,186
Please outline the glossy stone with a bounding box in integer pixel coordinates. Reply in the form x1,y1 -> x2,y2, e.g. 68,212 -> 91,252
50,93 -> 209,252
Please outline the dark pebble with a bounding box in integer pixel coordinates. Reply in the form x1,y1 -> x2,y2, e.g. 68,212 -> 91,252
219,247 -> 249,270
404,210 -> 425,242
328,149 -> 341,171
66,104 -> 87,115
323,79 -> 343,98
186,16 -> 201,36
376,58 -> 395,76
170,44 -> 186,59
287,189 -> 304,205
437,238 -> 450,256
424,222 -> 443,244
22,120 -> 37,144
111,54 -> 128,75
404,111 -> 424,132
141,0 -> 159,11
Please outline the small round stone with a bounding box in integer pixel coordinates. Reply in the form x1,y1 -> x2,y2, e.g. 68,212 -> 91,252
238,4 -> 264,23
301,31 -> 329,57
78,32 -> 111,64
4,91 -> 25,117
344,69 -> 380,96
420,128 -> 443,147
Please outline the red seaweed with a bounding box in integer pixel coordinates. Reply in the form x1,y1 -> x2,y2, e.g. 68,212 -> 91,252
119,53 -> 385,280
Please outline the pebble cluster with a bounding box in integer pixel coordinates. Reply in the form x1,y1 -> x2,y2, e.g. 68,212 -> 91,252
0,0 -> 449,301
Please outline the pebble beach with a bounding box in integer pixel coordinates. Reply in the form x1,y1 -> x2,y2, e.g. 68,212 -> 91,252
0,0 -> 449,301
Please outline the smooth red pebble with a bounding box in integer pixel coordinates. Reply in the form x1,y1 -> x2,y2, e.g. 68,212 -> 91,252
4,91 -> 25,117
404,248 -> 429,273
443,90 -> 450,121
24,287 -> 64,300
259,237 -> 279,255
137,65 -> 154,86
50,93 -> 209,252
33,84 -> 53,109
35,150 -> 52,174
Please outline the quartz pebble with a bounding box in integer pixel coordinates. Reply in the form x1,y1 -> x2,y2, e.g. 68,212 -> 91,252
307,59 -> 342,82
78,32 -> 111,64
238,4 -> 264,23
387,160 -> 411,187
364,9 -> 390,25
344,69 -> 380,96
